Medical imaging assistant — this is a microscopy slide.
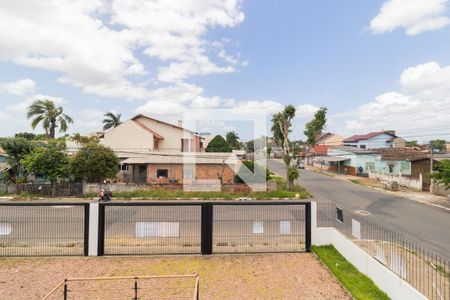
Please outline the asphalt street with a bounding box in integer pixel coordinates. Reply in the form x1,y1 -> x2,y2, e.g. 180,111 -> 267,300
268,159 -> 450,260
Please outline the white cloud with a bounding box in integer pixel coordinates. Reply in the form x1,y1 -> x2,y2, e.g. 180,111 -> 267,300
6,94 -> 66,113
0,0 -> 245,98
111,0 -> 245,82
296,104 -> 320,118
0,79 -> 36,95
370,0 -> 450,35
344,61 -> 450,140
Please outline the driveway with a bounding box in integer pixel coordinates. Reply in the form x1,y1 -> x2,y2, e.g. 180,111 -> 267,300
267,159 -> 450,260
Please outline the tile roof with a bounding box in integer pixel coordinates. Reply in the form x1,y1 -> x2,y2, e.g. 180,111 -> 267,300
330,146 -> 380,154
343,131 -> 396,143
375,148 -> 429,161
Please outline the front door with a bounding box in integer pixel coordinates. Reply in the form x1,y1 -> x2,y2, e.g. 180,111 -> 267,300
133,164 -> 147,184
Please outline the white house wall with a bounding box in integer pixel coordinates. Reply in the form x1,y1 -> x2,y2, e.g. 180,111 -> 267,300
101,120 -> 154,151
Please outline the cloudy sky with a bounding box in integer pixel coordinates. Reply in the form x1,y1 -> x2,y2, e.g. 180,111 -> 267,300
0,0 -> 449,142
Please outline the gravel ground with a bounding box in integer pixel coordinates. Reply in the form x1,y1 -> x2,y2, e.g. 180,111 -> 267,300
0,253 -> 349,299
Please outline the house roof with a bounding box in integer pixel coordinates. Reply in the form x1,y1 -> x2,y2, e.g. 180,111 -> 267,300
343,131 -> 396,143
330,146 -> 380,154
132,120 -> 164,140
375,148 -> 429,161
317,132 -> 333,143
132,114 -> 197,134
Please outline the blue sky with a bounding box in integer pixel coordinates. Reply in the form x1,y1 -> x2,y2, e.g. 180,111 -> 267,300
1,0 -> 450,142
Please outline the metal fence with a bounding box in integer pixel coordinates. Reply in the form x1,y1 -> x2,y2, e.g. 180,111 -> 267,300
317,201 -> 450,300
43,275 -> 199,300
0,203 -> 88,256
15,182 -> 83,196
99,201 -> 311,256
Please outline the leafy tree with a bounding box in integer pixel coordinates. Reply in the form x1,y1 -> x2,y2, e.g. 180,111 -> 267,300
429,139 -> 446,152
266,144 -> 272,157
14,132 -> 36,140
0,137 -> 35,181
287,167 -> 300,190
271,105 -> 296,184
234,160 -> 270,184
271,105 -> 296,157
71,133 -> 99,146
70,143 -> 120,183
304,107 -> 327,148
246,140 -> 254,153
205,135 -> 232,152
22,141 -> 69,196
431,159 -> 450,189
103,112 -> 122,131
27,99 -> 73,139
225,131 -> 241,150
405,140 -> 418,147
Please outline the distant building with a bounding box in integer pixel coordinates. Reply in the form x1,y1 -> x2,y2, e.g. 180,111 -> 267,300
316,132 -> 344,146
343,131 -> 405,149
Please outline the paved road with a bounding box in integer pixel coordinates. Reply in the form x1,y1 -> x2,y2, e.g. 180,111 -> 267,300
268,159 -> 450,260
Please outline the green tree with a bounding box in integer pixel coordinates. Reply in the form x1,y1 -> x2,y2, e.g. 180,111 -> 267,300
205,135 -> 232,152
266,144 -> 272,157
271,105 -> 296,158
304,107 -> 328,148
70,143 -> 120,183
234,160 -> 271,184
22,141 -> 69,196
431,159 -> 450,189
287,167 -> 300,190
27,99 -> 73,139
429,139 -> 446,152
103,112 -> 122,131
271,105 -> 296,185
405,140 -> 418,147
71,133 -> 99,146
225,131 -> 240,150
0,137 -> 35,182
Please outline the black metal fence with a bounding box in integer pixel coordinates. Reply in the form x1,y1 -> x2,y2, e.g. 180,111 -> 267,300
0,203 -> 88,256
15,182 -> 83,196
99,201 -> 311,256
317,201 -> 450,300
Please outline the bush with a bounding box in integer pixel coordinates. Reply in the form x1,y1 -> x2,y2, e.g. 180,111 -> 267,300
234,160 -> 271,183
205,135 -> 232,152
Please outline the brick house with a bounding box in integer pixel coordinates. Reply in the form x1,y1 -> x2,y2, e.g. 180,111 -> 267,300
121,153 -> 238,184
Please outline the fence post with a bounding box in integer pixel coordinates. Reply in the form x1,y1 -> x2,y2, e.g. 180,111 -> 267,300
305,202 -> 311,252
87,203 -> 100,256
201,203 -> 213,255
63,280 -> 68,300
134,277 -> 138,300
97,203 -> 105,256
83,204 -> 90,256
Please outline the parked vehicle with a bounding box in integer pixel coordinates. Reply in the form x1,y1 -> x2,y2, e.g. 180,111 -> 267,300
299,162 -> 305,169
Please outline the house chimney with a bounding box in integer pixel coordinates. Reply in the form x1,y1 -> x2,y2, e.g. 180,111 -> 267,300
178,120 -> 183,127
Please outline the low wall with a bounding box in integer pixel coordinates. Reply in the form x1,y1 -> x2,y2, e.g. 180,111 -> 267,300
431,183 -> 450,198
311,202 -> 426,300
83,182 -> 270,194
0,184 -> 16,194
369,171 -> 422,191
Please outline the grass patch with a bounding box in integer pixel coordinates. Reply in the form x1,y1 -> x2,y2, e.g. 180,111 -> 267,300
82,188 -> 310,200
312,245 -> 390,300
349,179 -> 362,185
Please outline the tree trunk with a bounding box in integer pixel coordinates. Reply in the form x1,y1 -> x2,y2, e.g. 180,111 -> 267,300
51,180 -> 57,197
49,124 -> 56,139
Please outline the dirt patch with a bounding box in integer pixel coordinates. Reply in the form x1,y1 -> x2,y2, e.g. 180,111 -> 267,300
0,254 -> 349,299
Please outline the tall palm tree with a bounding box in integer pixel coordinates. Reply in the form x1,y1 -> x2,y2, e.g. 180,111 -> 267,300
27,99 -> 73,139
103,112 -> 122,131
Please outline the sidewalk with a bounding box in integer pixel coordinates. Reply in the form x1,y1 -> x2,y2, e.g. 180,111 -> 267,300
306,166 -> 450,211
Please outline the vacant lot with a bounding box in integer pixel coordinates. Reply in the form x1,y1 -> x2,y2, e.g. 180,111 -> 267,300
0,254 -> 349,299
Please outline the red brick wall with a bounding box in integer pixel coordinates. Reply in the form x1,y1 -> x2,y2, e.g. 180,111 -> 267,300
147,163 -> 235,184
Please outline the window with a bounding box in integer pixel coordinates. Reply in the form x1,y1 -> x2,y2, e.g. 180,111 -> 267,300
121,164 -> 129,172
157,169 -> 168,178
365,162 -> 375,171
183,168 -> 194,179
336,207 -> 344,223
400,161 -> 410,172
359,145 -> 366,149
388,164 -> 394,173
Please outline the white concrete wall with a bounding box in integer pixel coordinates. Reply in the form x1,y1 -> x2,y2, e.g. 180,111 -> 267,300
101,120 -> 154,151
311,202 -> 426,300
368,170 -> 422,191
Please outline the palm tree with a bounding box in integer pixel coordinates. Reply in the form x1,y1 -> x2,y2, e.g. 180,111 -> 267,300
27,99 -> 73,139
103,112 -> 122,131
